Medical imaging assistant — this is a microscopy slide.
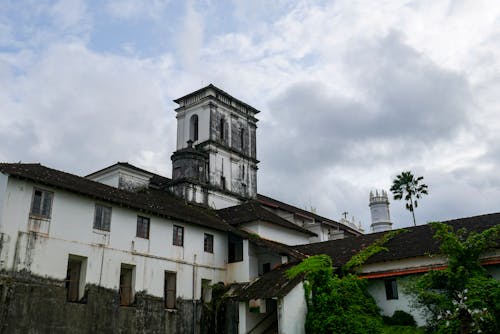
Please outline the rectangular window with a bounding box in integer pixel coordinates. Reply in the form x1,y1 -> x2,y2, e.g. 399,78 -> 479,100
30,188 -> 53,219
93,204 -> 112,231
228,233 -> 243,263
66,256 -> 86,302
201,279 -> 212,303
263,263 -> 271,274
136,216 -> 150,239
240,128 -> 245,150
220,176 -> 226,190
385,278 -> 398,300
120,265 -> 134,306
204,233 -> 214,253
173,225 -> 184,246
164,272 -> 177,309
220,118 -> 225,140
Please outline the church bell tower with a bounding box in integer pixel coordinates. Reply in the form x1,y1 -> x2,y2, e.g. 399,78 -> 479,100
169,84 -> 259,209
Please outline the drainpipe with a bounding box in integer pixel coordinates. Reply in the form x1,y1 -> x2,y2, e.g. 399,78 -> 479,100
193,254 -> 197,334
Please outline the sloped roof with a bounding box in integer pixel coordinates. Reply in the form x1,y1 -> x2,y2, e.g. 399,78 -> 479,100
0,163 -> 227,231
217,201 -> 317,237
257,193 -> 362,236
233,261 -> 304,301
85,162 -> 171,187
295,212 -> 500,267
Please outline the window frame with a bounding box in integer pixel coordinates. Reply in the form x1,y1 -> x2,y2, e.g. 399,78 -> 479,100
164,271 -> 177,309
136,215 -> 150,239
93,204 -> 112,232
173,225 -> 184,246
204,233 -> 214,253
384,278 -> 399,300
29,188 -> 54,220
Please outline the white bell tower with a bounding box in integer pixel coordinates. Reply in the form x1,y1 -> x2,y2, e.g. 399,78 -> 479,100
369,190 -> 392,233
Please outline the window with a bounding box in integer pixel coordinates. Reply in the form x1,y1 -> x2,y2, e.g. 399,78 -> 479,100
220,176 -> 226,190
228,233 -> 243,263
385,278 -> 398,300
240,128 -> 245,150
190,114 -> 199,141
120,265 -> 134,306
30,188 -> 53,219
66,255 -> 86,302
93,204 -> 112,231
136,216 -> 150,239
173,225 -> 184,246
164,272 -> 177,309
263,263 -> 271,274
204,233 -> 214,253
220,118 -> 225,140
201,279 -> 212,303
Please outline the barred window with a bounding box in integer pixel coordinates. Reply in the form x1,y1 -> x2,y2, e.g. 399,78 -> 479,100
204,233 -> 214,253
30,188 -> 53,219
136,216 -> 150,239
173,225 -> 184,246
93,204 -> 112,232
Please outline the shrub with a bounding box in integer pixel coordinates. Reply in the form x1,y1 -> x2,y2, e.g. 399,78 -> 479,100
382,310 -> 416,327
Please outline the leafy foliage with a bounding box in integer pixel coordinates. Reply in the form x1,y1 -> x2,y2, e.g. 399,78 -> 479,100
408,222 -> 500,333
343,229 -> 407,274
382,310 -> 417,327
287,231 -> 411,333
390,171 -> 428,226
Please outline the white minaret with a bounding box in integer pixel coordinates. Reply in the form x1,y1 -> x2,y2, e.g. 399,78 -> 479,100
369,190 -> 392,233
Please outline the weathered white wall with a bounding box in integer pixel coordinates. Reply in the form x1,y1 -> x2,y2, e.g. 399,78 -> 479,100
0,177 -> 227,300
176,103 -> 211,149
226,239 -> 250,283
367,276 -> 427,326
279,282 -> 306,334
241,221 -> 310,246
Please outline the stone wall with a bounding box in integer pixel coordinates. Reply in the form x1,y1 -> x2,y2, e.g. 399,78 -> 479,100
0,272 -> 203,334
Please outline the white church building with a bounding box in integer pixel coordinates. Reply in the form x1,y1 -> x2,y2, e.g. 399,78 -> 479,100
0,84 -> 499,334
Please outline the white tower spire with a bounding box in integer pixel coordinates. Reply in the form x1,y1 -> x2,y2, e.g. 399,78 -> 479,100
369,190 -> 392,232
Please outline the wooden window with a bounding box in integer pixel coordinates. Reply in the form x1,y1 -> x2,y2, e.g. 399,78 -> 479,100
204,233 -> 214,253
120,265 -> 134,306
30,188 -> 53,219
66,256 -> 85,302
136,216 -> 150,239
164,272 -> 177,309
385,278 -> 398,300
228,233 -> 243,263
93,204 -> 111,231
173,225 -> 184,246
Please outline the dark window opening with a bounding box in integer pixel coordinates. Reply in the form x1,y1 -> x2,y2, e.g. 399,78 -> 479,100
204,233 -> 214,253
263,263 -> 271,274
93,204 -> 111,231
30,188 -> 53,219
120,265 -> 134,306
190,114 -> 199,141
240,128 -> 245,150
228,234 -> 243,263
164,272 -> 176,309
66,257 -> 84,302
220,176 -> 226,190
136,216 -> 150,239
220,118 -> 225,140
385,278 -> 398,300
173,225 -> 184,246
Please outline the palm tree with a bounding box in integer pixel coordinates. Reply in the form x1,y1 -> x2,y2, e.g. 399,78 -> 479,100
390,171 -> 428,226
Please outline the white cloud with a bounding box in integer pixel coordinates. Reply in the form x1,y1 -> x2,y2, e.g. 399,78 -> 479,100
106,0 -> 170,20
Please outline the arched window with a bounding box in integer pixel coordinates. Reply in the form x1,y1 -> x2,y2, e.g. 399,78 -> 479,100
190,115 -> 199,142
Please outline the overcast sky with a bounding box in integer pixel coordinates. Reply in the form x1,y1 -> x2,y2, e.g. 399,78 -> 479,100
1,0 -> 500,231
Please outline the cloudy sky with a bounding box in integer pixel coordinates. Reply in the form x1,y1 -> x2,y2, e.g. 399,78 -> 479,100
1,0 -> 500,231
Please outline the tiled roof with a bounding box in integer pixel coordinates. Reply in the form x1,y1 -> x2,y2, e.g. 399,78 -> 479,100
257,193 -> 362,236
0,163 -> 227,231
233,261 -> 304,300
85,162 -> 171,187
217,201 -> 317,237
294,212 -> 500,266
